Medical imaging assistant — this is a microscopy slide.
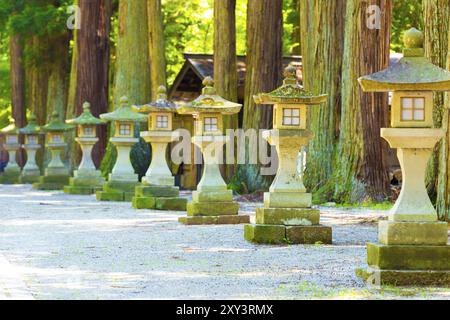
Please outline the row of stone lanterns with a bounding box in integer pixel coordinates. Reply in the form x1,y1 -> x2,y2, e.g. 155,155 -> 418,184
1,27 -> 449,286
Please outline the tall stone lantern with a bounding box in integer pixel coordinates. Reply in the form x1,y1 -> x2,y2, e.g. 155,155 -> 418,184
177,77 -> 250,225
33,111 -> 74,190
64,102 -> 106,195
96,96 -> 147,202
131,86 -> 187,211
357,28 -> 450,285
244,66 -> 331,244
19,114 -> 42,184
0,118 -> 21,184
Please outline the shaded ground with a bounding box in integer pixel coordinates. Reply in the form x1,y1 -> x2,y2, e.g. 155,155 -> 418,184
0,184 -> 449,300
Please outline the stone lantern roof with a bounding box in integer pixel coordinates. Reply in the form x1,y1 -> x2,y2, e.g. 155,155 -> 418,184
100,96 -> 147,122
133,86 -> 178,113
254,66 -> 328,105
359,28 -> 450,92
66,102 -> 105,126
176,77 -> 242,115
20,114 -> 41,135
1,118 -> 20,135
42,111 -> 74,132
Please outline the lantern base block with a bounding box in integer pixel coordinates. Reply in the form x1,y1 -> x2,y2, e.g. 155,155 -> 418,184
378,221 -> 448,246
63,171 -> 105,195
244,224 -> 332,245
96,180 -> 140,202
132,184 -> 187,210
187,201 -> 239,216
357,243 -> 450,286
0,168 -> 21,184
179,215 -> 250,225
264,192 -> 312,208
20,168 -> 41,184
32,175 -> 71,190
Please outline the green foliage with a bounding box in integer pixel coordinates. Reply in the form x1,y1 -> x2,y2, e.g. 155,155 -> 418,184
0,58 -> 11,115
391,0 -> 423,52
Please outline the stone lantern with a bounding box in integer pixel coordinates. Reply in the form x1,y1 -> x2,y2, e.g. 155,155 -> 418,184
131,86 -> 187,210
0,118 -> 21,184
19,114 -> 42,184
244,66 -> 331,244
33,111 -> 74,190
357,28 -> 450,285
96,96 -> 147,202
64,102 -> 106,195
177,77 -> 250,225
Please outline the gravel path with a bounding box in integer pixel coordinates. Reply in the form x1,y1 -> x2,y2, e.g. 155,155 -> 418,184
0,184 -> 449,300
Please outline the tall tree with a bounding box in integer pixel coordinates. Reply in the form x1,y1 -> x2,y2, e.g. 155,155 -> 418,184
333,0 -> 392,203
148,0 -> 166,98
74,0 -> 112,168
214,0 -> 238,181
9,33 -> 26,166
233,0 -> 283,194
300,0 -> 346,202
101,0 -> 151,178
424,0 -> 450,220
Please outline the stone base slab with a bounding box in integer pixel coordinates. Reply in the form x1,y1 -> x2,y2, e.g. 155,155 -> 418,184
135,185 -> 179,198
19,175 -> 40,184
378,221 -> 448,245
244,224 -> 332,245
179,215 -> 250,225
192,190 -> 233,203
264,192 -> 312,208
64,185 -> 102,195
96,190 -> 135,202
0,171 -> 21,184
367,243 -> 450,270
187,201 -> 239,216
132,196 -> 187,211
32,175 -> 71,190
356,267 -> 450,286
256,207 -> 320,225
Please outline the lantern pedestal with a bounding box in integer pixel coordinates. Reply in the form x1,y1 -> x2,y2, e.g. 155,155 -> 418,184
0,143 -> 21,184
33,142 -> 71,190
96,137 -> 140,202
132,131 -> 187,211
179,135 -> 249,225
245,130 -> 332,244
20,143 -> 41,184
64,137 -> 105,195
357,128 -> 450,286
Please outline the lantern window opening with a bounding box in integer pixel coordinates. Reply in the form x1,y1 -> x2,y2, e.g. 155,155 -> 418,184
401,97 -> 425,122
52,134 -> 63,143
6,135 -> 18,144
118,123 -> 132,136
27,135 -> 38,145
156,115 -> 169,129
282,108 -> 300,126
204,117 -> 218,132
83,126 -> 94,136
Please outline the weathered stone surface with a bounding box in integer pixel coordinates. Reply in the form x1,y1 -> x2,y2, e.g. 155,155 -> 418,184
19,175 -> 40,184
135,185 -> 179,197
69,176 -> 104,187
96,191 -> 124,202
179,215 -> 249,225
63,186 -> 97,195
132,196 -> 156,209
192,190 -> 233,203
264,192 -> 312,208
155,197 -> 187,211
39,175 -> 71,184
378,221 -> 448,245
356,267 -> 450,286
178,216 -> 219,225
286,225 -> 332,244
187,201 -> 239,216
367,243 -> 450,270
244,224 -> 286,244
32,175 -> 71,190
256,207 -> 320,225
104,181 -> 140,193
0,171 -> 21,184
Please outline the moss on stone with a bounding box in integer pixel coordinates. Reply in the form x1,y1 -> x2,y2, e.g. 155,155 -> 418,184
256,207 -> 320,225
286,225 -> 332,244
155,197 -> 187,211
244,224 -> 287,244
135,185 -> 179,197
187,201 -> 239,216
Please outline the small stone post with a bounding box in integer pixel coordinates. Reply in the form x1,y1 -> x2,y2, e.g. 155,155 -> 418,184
0,118 -> 21,184
19,114 -> 42,184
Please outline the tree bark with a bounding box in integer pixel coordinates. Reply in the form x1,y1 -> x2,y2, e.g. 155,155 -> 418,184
101,0 -> 151,178
214,0 -> 238,181
425,0 -> 450,220
300,0 -> 346,201
74,0 -> 112,168
233,0 -> 283,194
333,0 -> 392,203
148,0 -> 167,98
9,34 -> 26,166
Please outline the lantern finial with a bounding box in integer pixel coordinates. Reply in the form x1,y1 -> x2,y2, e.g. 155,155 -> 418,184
202,77 -> 216,95
403,28 -> 424,49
